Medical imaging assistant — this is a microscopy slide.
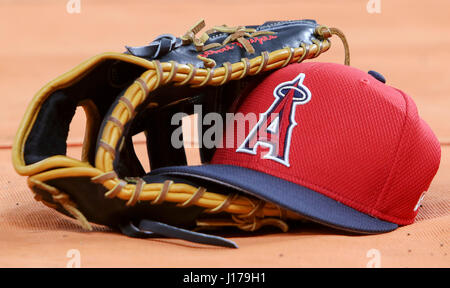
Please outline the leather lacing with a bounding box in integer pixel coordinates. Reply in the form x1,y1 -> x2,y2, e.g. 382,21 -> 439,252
90,171 -> 290,232
180,20 -> 350,68
181,20 -> 276,68
315,25 -> 350,65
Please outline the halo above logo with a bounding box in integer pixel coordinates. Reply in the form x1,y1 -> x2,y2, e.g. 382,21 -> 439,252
236,73 -> 311,167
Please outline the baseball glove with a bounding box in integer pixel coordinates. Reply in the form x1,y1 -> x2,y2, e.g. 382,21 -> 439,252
13,19 -> 349,247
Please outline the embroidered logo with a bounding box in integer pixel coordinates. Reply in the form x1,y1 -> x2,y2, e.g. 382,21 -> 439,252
236,73 -> 311,167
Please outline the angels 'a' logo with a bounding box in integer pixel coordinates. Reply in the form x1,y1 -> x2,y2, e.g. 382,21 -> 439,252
236,73 -> 311,167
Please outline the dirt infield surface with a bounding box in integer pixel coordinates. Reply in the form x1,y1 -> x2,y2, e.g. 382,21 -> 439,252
0,0 -> 448,267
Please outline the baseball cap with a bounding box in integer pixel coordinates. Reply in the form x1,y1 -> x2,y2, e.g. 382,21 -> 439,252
152,62 -> 441,234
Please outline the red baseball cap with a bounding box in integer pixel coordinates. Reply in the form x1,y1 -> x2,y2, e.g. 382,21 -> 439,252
154,62 -> 441,233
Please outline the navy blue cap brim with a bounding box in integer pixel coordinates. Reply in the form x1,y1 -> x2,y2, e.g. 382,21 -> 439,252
151,164 -> 398,234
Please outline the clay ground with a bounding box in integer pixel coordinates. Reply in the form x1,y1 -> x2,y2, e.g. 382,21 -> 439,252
0,0 -> 448,267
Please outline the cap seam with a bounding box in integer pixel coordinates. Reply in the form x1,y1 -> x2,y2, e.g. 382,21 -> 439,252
372,88 -> 410,216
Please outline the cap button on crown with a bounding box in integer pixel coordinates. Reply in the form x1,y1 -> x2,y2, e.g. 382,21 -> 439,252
368,70 -> 386,84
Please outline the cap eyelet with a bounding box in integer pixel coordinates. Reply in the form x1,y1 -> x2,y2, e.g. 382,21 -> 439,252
360,78 -> 370,85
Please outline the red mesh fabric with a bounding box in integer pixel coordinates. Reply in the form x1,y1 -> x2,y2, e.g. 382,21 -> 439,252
375,90 -> 441,223
212,62 -> 441,225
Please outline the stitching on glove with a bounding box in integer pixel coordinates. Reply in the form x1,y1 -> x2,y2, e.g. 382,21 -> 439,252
177,186 -> 206,208
99,140 -> 116,158
176,64 -> 196,86
164,61 -> 178,84
253,51 -> 269,75
297,43 -> 310,63
192,68 -> 214,88
92,171 -> 118,184
312,39 -> 323,58
106,116 -> 124,133
151,180 -> 172,205
281,48 -> 295,68
105,180 -> 127,199
219,62 -> 232,85
237,58 -> 250,80
135,78 -> 149,96
205,193 -> 239,214
118,96 -> 135,116
126,178 -> 144,206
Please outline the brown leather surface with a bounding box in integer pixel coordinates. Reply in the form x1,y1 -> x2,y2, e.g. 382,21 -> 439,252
0,0 -> 448,267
